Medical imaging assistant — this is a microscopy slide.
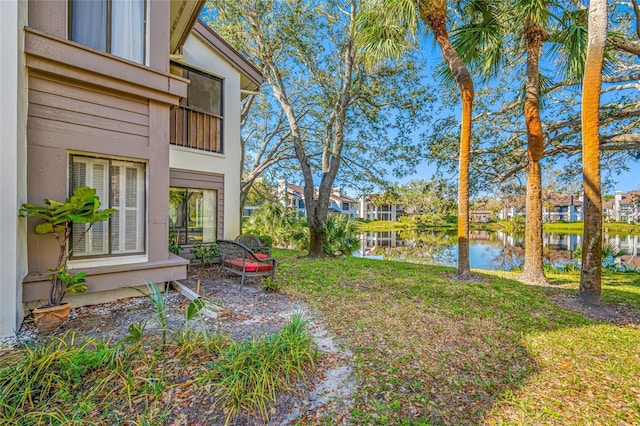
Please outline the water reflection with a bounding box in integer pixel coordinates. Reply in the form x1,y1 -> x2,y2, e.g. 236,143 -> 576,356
357,230 -> 640,271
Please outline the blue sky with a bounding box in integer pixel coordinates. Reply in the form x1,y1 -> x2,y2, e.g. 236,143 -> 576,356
206,5 -> 639,198
358,32 -> 640,197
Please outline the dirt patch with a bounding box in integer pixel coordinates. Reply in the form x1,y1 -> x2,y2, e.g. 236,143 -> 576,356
552,294 -> 640,328
1,266 -> 354,424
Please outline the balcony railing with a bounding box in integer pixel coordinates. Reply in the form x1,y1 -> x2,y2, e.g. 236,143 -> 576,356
170,105 -> 222,154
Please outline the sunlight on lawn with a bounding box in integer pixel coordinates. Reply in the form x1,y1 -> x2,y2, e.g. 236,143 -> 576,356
276,249 -> 640,425
488,323 -> 640,424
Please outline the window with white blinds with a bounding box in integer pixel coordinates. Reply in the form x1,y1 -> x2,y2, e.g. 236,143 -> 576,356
70,155 -> 146,258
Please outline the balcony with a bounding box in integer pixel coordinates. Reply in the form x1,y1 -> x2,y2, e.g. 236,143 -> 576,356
170,105 -> 222,154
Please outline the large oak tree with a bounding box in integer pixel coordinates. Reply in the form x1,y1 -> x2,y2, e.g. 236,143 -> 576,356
206,0 -> 430,256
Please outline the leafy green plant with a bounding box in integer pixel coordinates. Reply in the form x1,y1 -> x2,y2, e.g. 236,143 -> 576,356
190,242 -> 220,266
258,235 -> 273,248
168,230 -> 182,255
0,335 -> 116,422
243,202 -> 306,248
510,214 -> 526,232
573,242 -> 633,271
141,280 -> 170,348
322,214 -> 360,256
262,277 -> 281,292
543,261 -> 581,274
19,186 -> 116,306
121,321 -> 147,345
128,280 -> 208,350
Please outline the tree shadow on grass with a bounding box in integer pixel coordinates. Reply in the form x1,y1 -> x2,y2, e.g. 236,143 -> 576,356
315,260 -> 638,425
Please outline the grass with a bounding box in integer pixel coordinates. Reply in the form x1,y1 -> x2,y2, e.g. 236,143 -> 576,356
0,308 -> 315,425
359,219 -> 640,235
201,313 -> 317,423
357,220 -> 416,231
3,253 -> 639,424
274,249 -> 640,425
542,221 -> 640,234
357,219 -> 457,232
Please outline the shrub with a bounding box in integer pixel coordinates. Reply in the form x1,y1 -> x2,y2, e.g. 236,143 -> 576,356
168,230 -> 182,255
262,277 -> 280,292
323,214 -> 359,256
243,202 -> 305,248
190,242 -> 220,266
201,313 -> 316,423
258,235 -> 273,248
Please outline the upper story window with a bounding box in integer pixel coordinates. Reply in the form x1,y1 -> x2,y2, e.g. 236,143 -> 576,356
69,0 -> 146,64
186,69 -> 223,116
169,63 -> 224,153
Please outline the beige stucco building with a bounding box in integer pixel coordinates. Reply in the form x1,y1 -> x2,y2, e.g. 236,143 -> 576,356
0,0 -> 262,337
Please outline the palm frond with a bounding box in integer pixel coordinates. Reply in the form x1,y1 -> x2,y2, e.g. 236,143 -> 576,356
355,0 -> 421,64
450,0 -> 506,82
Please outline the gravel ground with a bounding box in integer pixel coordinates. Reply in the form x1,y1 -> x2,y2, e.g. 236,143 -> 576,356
0,266 -> 355,424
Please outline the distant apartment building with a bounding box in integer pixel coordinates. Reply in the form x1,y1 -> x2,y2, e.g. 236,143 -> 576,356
276,180 -> 358,218
542,193 -> 583,222
470,210 -> 494,223
278,181 -> 307,217
500,193 -> 583,222
328,188 -> 358,218
498,196 -> 526,220
603,190 -> 640,223
357,194 -> 405,220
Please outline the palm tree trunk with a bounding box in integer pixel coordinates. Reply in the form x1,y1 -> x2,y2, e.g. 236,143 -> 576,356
424,2 -> 473,280
519,24 -> 549,285
579,0 -> 608,305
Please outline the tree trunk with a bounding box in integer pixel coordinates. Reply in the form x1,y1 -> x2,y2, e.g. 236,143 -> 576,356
425,3 -> 473,280
579,0 -> 608,305
519,24 -> 549,286
308,212 -> 327,258
457,81 -> 473,280
304,0 -> 357,258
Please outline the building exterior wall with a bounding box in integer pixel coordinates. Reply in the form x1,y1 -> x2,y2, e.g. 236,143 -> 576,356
170,33 -> 244,239
21,1 -> 190,309
0,0 -> 28,337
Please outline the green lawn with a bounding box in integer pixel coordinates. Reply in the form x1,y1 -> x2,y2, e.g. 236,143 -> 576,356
275,250 -> 640,425
3,252 -> 638,424
356,220 -> 457,232
543,221 -> 640,234
360,219 -> 640,235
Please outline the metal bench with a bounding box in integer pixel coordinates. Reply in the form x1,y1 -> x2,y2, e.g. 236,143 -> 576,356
216,240 -> 277,285
234,234 -> 272,257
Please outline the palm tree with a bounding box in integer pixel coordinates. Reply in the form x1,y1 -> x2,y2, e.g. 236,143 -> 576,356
358,0 -> 481,280
579,0 -> 608,305
517,0 -> 551,286
454,1 -> 588,285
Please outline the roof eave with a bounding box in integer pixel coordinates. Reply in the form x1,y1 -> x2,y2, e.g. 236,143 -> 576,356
191,20 -> 265,90
170,0 -> 206,54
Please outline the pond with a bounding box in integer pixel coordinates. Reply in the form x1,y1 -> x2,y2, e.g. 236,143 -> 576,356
356,230 -> 640,271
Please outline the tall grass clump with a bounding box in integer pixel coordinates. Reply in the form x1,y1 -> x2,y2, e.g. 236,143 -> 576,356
202,313 -> 317,424
0,335 -> 119,424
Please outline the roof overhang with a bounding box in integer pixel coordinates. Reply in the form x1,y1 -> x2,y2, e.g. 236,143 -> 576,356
191,20 -> 265,93
170,0 -> 206,54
